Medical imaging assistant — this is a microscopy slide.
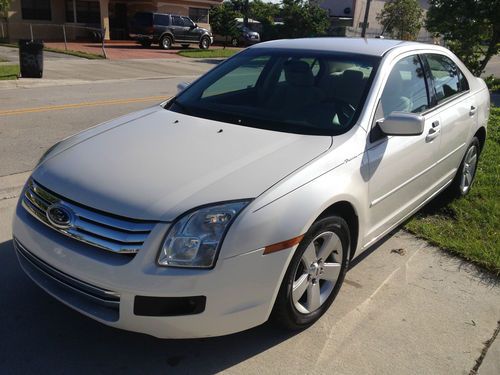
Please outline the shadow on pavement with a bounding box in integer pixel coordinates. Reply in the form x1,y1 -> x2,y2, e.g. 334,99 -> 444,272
0,239 -> 297,374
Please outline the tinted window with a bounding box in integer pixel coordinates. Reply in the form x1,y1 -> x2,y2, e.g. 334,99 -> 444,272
182,17 -> 195,27
378,55 -> 429,118
168,50 -> 379,136
172,16 -> 184,26
155,14 -> 170,26
426,54 -> 467,104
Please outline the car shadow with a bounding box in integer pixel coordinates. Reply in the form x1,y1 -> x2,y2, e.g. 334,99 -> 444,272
0,239 -> 298,374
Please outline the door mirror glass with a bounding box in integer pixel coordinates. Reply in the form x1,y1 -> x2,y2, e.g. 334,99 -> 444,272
378,112 -> 425,136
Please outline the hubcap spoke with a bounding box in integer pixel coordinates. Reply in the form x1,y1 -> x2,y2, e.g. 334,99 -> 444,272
302,242 -> 317,265
306,282 -> 321,312
320,262 -> 341,282
292,274 -> 309,304
317,232 -> 340,261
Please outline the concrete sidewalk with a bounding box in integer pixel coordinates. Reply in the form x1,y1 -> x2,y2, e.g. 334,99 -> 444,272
0,172 -> 498,374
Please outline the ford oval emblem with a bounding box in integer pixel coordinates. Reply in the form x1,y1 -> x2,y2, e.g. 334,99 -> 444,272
46,204 -> 74,229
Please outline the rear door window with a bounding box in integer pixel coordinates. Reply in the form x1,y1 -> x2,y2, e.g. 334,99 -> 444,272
171,16 -> 184,26
426,54 -> 468,104
154,14 -> 170,26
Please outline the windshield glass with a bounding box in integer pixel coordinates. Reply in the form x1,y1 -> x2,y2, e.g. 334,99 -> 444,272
167,49 -> 380,135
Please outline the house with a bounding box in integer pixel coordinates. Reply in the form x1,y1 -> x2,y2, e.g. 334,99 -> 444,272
320,0 -> 431,39
3,0 -> 223,42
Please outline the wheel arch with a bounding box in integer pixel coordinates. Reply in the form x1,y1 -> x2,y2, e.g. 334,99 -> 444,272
474,126 -> 486,152
316,200 -> 359,260
160,32 -> 174,42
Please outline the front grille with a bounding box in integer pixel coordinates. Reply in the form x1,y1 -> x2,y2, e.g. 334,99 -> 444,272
14,238 -> 120,322
22,178 -> 156,254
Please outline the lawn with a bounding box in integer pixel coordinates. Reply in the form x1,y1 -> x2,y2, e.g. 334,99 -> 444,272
405,107 -> 500,275
0,64 -> 19,80
177,48 -> 241,59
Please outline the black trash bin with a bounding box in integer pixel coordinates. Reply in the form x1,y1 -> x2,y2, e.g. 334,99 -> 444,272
18,39 -> 44,78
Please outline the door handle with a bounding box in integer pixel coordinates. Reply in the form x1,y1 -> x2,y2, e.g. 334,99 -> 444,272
469,106 -> 477,116
426,122 -> 441,142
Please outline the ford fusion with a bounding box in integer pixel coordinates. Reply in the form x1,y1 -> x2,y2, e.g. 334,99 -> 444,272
13,38 -> 489,338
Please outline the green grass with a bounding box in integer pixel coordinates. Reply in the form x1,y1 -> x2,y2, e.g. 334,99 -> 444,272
405,107 -> 500,275
0,64 -> 19,80
177,48 -> 241,59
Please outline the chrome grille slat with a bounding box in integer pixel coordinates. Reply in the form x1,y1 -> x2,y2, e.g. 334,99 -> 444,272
22,178 -> 157,254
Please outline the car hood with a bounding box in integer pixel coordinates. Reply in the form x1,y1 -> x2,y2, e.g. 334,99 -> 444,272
33,107 -> 332,221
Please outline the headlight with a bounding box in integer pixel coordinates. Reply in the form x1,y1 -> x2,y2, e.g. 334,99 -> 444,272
158,201 -> 250,268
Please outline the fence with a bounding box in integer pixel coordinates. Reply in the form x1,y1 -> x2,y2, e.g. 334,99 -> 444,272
0,21 -> 107,58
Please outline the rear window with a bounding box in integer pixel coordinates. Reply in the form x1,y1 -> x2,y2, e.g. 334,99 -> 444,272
154,14 -> 170,26
133,12 -> 153,27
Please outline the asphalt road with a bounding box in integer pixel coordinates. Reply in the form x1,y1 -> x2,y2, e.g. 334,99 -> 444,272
0,59 -> 499,374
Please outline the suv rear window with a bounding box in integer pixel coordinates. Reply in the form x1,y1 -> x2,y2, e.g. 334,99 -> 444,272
154,14 -> 170,26
133,12 -> 153,27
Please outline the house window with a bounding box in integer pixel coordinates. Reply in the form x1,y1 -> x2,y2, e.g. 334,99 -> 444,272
189,8 -> 209,23
66,0 -> 100,24
21,0 -> 52,21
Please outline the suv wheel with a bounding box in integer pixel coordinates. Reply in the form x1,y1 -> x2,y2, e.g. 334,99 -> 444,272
231,37 -> 239,47
199,36 -> 210,50
139,40 -> 151,48
160,35 -> 172,50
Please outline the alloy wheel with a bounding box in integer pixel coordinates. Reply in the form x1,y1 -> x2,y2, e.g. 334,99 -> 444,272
292,231 -> 343,314
460,145 -> 478,194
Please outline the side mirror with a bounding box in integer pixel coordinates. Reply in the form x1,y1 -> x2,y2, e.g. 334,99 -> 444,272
378,112 -> 425,136
191,23 -> 197,29
177,81 -> 190,93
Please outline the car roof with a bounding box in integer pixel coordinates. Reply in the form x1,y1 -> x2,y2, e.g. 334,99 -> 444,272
252,37 -> 426,56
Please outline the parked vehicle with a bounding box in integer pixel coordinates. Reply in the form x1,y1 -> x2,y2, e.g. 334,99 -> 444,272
13,38 -> 489,339
129,12 -> 213,50
214,24 -> 261,47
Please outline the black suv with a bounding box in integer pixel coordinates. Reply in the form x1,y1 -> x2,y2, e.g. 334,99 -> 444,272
130,12 -> 213,50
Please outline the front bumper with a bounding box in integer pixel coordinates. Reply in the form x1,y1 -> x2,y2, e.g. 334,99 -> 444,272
12,200 -> 293,338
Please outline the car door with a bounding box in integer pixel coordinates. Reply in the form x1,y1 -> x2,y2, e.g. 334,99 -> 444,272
182,17 -> 199,42
365,54 -> 441,243
153,14 -> 170,38
423,53 -> 474,182
171,15 -> 188,41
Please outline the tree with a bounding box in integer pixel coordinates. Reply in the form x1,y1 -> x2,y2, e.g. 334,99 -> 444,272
0,0 -> 10,41
281,0 -> 330,39
249,0 -> 280,27
210,2 -> 240,48
426,0 -> 500,76
377,0 -> 423,40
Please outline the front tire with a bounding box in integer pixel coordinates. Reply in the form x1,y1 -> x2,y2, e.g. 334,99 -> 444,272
199,36 -> 210,50
271,216 -> 350,330
448,137 -> 481,197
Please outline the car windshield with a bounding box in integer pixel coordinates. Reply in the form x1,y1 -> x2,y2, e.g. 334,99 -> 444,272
167,49 -> 380,135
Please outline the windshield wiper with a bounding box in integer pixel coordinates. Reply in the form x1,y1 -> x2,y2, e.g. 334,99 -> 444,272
165,97 -> 191,115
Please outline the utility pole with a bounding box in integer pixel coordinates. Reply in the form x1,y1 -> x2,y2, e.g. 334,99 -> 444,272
361,0 -> 372,38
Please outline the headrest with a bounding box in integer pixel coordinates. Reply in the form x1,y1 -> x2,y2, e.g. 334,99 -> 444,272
284,60 -> 314,87
342,69 -> 364,83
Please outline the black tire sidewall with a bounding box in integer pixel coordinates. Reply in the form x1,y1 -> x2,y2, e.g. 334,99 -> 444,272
200,36 -> 210,49
272,216 -> 350,329
452,137 -> 481,197
160,36 -> 172,50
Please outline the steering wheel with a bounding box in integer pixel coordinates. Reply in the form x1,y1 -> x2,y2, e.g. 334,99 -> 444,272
335,99 -> 356,126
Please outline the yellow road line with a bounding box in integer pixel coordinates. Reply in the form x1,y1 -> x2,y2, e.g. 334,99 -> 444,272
0,95 -> 169,117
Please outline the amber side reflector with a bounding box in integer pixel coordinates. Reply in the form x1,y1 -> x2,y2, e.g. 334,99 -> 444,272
263,234 -> 304,255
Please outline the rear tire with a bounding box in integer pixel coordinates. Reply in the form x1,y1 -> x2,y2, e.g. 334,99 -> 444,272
271,216 -> 350,330
448,137 -> 480,197
199,36 -> 210,50
160,35 -> 172,50
139,40 -> 152,48
231,37 -> 239,47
